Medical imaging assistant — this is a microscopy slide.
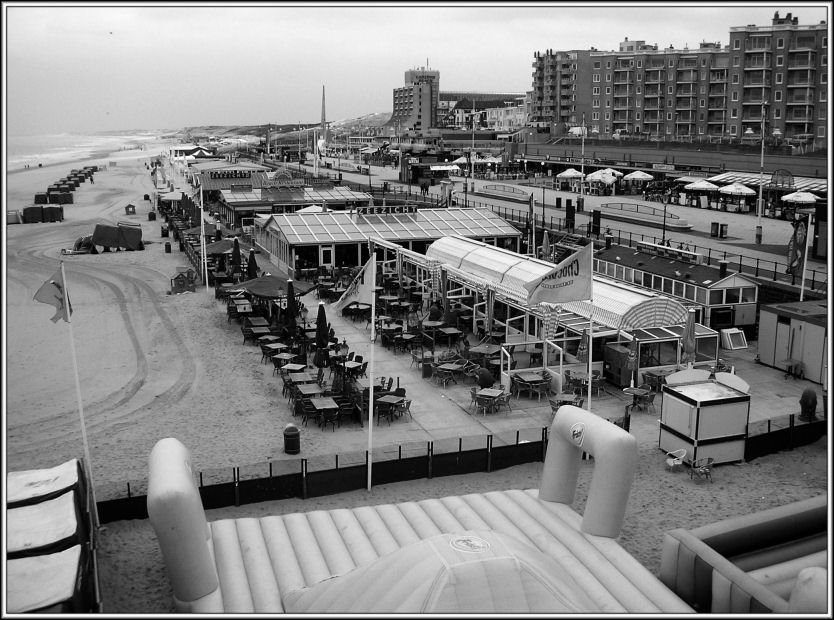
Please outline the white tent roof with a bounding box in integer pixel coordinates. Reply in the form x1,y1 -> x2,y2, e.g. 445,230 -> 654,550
623,170 -> 653,181
556,168 -> 584,179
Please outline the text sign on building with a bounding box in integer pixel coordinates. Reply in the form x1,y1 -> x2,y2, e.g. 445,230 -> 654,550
262,178 -> 306,188
356,205 -> 418,216
652,163 -> 676,171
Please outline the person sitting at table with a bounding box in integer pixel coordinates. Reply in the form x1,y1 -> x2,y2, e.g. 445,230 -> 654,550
428,301 -> 443,322
476,365 -> 495,389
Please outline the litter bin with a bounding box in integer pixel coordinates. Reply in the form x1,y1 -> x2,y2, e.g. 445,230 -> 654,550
719,223 -> 728,239
422,361 -> 433,379
283,423 -> 300,455
164,241 -> 171,253
161,225 -> 169,237
577,196 -> 585,212
710,222 -> 719,237
148,211 -> 156,221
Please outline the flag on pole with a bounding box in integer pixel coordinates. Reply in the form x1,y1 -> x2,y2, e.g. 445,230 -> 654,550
34,268 -> 73,322
334,257 -> 375,312
524,243 -> 593,305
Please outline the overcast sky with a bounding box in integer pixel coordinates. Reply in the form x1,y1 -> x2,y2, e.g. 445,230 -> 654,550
4,2 -> 830,135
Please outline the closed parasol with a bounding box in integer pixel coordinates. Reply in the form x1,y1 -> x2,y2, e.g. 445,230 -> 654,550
314,301 -> 330,368
680,309 -> 697,367
541,230 -> 551,260
626,338 -> 639,387
246,248 -> 259,280
230,237 -> 242,272
284,279 -> 298,335
576,328 -> 589,363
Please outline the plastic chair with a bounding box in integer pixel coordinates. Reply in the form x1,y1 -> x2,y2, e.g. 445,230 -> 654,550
474,394 -> 494,416
494,391 -> 513,412
396,399 -> 412,420
639,391 -> 657,413
320,408 -> 340,431
665,448 -> 687,472
690,457 -> 714,482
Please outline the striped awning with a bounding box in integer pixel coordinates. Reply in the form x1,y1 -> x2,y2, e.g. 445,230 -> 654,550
707,171 -> 826,195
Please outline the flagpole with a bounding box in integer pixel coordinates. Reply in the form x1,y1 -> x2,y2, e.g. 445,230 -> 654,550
60,262 -> 100,530
586,245 -> 595,413
200,185 -> 208,291
367,241 -> 376,491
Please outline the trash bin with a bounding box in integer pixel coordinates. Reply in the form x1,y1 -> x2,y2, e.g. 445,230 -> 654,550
710,222 -> 719,237
422,361 -> 433,379
148,211 -> 156,221
164,241 -> 171,253
284,423 -> 300,455
719,223 -> 728,239
577,197 -> 585,212
161,225 -> 169,237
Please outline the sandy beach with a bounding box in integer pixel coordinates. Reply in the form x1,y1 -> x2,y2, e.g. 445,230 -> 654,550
4,148 -> 828,613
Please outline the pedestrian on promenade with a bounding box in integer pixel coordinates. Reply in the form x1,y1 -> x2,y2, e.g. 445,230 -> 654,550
799,387 -> 818,422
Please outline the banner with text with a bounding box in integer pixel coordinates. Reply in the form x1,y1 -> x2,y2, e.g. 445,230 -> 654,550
525,243 -> 593,305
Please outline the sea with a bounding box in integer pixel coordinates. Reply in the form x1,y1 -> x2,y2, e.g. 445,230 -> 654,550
5,131 -> 168,171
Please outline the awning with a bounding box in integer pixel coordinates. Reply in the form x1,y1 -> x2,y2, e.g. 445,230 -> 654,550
707,171 -> 827,194
160,191 -> 183,201
430,165 -> 461,171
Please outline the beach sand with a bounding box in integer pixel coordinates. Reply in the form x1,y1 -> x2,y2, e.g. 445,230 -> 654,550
4,148 -> 828,613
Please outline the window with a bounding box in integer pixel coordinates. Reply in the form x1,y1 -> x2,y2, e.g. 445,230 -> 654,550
637,60 -> 642,68
668,71 -> 674,80
700,98 -> 705,107
733,38 -> 740,50
823,54 -> 828,66
684,284 -> 695,300
593,86 -> 600,95
776,73 -> 783,84
821,90 -> 827,102
709,289 -> 723,305
730,125 -> 737,135
776,37 -> 784,48
592,111 -> 600,120
774,108 -> 781,118
823,72 -> 828,84
733,55 -> 739,67
605,86 -> 611,94
731,108 -> 738,118
606,73 -> 612,81
606,99 -> 611,107
669,59 -> 674,67
741,287 -> 756,303
700,84 -> 706,94
667,111 -> 673,120
695,288 -> 707,304
725,288 -> 740,304
823,36 -> 828,48
776,55 -> 783,66
606,61 -> 611,69
667,99 -> 673,107
819,107 -> 826,120
637,72 -> 642,81
593,74 -> 600,82
818,126 -> 825,138
668,85 -> 674,94
673,281 -> 684,297
594,61 -> 601,69
731,91 -> 738,101
699,113 -> 705,122
637,100 -> 642,108
775,90 -> 782,102
592,98 -> 600,108
636,85 -> 642,94
732,74 -> 739,84
702,58 -> 707,66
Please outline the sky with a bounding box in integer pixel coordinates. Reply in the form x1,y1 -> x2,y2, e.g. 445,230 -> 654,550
3,2 -> 830,135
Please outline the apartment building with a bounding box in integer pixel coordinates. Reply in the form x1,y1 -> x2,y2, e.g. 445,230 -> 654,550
529,12 -> 828,142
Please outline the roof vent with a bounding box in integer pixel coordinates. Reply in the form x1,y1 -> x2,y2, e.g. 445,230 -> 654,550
684,273 -> 692,279
637,261 -> 644,266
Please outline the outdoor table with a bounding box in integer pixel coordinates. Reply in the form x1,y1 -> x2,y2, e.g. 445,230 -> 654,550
273,351 -> 296,362
250,327 -> 271,339
282,363 -> 305,373
439,327 -> 462,345
265,342 -> 289,352
342,360 -> 361,371
318,280 -> 334,287
421,320 -> 445,343
296,383 -> 323,397
231,298 -> 250,306
623,387 -> 649,411
478,388 -> 504,398
643,368 -> 675,389
516,371 -> 545,383
439,362 -> 464,372
550,393 -> 577,407
258,334 -> 280,344
488,330 -> 505,343
310,396 -> 338,410
246,317 -> 270,327
470,344 -> 501,355
289,372 -> 316,384
375,394 -> 404,424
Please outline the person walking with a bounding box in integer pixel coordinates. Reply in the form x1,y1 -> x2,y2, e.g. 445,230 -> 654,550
799,387 -> 818,422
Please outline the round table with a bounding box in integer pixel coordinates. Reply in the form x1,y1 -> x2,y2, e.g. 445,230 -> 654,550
622,387 -> 649,411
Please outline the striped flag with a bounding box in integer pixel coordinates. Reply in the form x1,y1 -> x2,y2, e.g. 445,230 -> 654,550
34,268 -> 72,323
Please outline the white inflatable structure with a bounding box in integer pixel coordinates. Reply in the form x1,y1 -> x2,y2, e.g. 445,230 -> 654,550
147,405 -> 694,613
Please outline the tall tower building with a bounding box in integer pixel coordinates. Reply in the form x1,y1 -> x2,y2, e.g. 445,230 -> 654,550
390,66 -> 440,133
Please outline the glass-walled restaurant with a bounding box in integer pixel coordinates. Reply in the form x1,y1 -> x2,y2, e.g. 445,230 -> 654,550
374,235 -> 719,390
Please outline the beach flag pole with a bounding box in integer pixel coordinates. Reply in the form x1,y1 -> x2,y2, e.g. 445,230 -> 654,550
60,262 -> 101,530
367,240 -> 377,491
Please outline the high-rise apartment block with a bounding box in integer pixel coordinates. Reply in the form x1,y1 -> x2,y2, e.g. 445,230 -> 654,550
530,12 -> 828,142
390,67 -> 440,134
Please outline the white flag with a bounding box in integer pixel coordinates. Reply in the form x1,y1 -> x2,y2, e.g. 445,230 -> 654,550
525,243 -> 593,305
333,258 -> 375,312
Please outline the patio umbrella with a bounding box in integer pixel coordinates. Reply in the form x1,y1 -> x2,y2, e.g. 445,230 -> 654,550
585,170 -> 616,184
314,301 -> 330,368
576,328 -> 589,363
541,230 -> 551,260
599,167 -> 624,177
203,238 -> 255,255
623,170 -> 653,181
284,279 -> 298,335
230,237 -> 242,273
234,274 -> 290,299
680,310 -> 697,367
556,168 -> 584,179
684,180 -> 719,191
781,191 -> 820,204
215,252 -> 226,274
719,182 -> 756,196
626,338 -> 639,387
246,248 -> 259,280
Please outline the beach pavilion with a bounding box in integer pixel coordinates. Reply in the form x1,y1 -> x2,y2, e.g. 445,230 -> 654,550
251,206 -> 522,278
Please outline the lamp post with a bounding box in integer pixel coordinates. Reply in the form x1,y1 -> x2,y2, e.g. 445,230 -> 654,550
756,93 -> 767,245
661,201 -> 668,245
580,114 -> 586,209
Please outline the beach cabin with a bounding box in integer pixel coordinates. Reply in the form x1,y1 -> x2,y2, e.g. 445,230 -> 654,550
756,299 -> 827,385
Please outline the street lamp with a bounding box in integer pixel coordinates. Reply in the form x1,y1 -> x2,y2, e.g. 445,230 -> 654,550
580,114 -> 586,210
661,200 -> 668,245
756,94 -> 767,245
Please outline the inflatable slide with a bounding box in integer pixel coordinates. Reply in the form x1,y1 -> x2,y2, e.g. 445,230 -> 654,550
147,405 -> 694,613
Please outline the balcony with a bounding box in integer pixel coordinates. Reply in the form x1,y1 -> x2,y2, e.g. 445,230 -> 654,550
677,71 -> 698,83
743,79 -> 772,88
790,39 -> 817,51
786,79 -> 815,88
613,100 -> 632,110
675,88 -> 696,97
707,112 -> 727,123
786,93 -> 815,105
785,112 -> 814,122
708,98 -> 726,110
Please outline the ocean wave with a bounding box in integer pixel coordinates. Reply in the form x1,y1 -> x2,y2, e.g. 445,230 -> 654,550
7,133 -> 160,170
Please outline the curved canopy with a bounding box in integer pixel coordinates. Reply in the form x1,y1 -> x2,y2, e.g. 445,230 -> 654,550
684,180 -> 719,191
556,168 -> 584,179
